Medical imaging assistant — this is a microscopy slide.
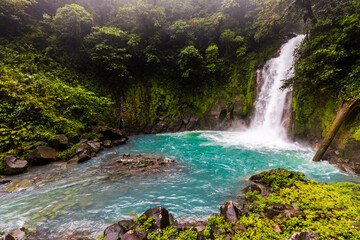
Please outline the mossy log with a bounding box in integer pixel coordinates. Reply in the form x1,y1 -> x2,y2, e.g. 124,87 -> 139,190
312,98 -> 359,162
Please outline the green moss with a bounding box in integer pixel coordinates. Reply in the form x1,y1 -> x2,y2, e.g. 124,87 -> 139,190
97,234 -> 104,240
177,228 -> 198,240
0,43 -> 113,154
250,168 -> 305,190
148,226 -> 179,240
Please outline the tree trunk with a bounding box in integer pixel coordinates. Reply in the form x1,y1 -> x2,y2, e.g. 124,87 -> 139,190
312,98 -> 359,162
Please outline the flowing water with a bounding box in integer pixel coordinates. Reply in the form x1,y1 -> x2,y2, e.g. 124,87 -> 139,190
1,35 -> 359,238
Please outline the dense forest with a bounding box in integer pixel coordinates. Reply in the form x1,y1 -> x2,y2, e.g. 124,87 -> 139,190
2,0 -> 360,239
0,0 -> 360,169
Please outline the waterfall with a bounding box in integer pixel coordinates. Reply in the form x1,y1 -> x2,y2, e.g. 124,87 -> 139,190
249,35 -> 305,141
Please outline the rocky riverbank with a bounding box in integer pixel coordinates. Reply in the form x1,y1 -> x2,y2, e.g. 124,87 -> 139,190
2,169 -> 360,239
94,169 -> 360,240
0,126 -> 128,176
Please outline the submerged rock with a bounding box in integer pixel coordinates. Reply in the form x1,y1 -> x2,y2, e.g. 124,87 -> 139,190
2,179 -> 34,193
99,154 -> 179,178
27,146 -> 60,165
2,156 -> 28,175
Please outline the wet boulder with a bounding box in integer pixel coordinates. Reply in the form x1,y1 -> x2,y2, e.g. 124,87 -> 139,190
194,222 -> 206,233
50,135 -> 69,150
103,223 -> 126,240
98,126 -> 128,141
122,231 -> 141,240
26,146 -> 60,165
220,201 -> 241,223
5,229 -> 26,240
143,207 -> 171,230
103,140 -> 113,148
243,184 -> 262,195
285,231 -> 320,240
87,140 -> 102,153
25,141 -> 45,151
2,156 -> 28,175
118,220 -> 135,231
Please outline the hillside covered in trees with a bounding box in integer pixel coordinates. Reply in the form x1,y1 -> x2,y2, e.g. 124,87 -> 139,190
1,0 -> 360,170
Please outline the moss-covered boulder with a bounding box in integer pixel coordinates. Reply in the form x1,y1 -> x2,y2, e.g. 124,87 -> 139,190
26,146 -> 60,165
249,168 -> 305,190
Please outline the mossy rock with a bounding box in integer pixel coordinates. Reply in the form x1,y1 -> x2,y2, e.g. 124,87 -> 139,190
249,168 -> 305,190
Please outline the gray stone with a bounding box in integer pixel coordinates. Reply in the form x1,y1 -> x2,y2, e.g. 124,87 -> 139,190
220,201 -> 241,223
87,140 -> 102,153
27,146 -> 60,165
104,140 -> 113,148
243,184 -> 262,194
3,156 -> 28,175
122,231 -> 140,240
143,207 -> 171,230
103,223 -> 126,240
5,229 -> 26,240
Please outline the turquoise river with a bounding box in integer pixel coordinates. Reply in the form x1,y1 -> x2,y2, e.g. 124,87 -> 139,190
0,131 -> 359,238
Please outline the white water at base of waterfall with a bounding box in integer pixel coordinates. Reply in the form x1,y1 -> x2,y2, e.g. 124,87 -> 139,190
222,35 -> 306,150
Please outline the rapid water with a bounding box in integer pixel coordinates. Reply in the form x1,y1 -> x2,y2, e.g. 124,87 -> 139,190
1,35 -> 359,238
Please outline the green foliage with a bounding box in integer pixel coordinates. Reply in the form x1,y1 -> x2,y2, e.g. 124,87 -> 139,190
177,228 -> 198,240
148,226 -> 179,240
0,43 -> 113,153
53,4 -> 93,40
287,0 -> 360,138
178,45 -> 203,79
250,168 -> 305,190
122,171 -> 360,240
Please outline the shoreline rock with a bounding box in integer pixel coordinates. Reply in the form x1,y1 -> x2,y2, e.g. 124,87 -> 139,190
0,126 -> 129,176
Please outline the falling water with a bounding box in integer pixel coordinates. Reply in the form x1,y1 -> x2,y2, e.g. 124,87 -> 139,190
251,35 -> 305,140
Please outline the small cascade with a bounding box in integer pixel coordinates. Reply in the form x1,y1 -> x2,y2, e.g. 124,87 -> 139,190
250,35 -> 305,141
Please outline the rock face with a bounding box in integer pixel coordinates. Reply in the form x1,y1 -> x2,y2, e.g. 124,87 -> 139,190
220,201 -> 241,223
143,207 -> 171,231
285,231 -> 320,240
26,146 -> 60,165
2,156 -> 28,175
